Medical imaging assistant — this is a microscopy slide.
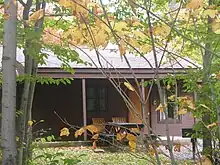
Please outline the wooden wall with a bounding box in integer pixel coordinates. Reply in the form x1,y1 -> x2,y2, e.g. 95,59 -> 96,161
32,79 -> 127,139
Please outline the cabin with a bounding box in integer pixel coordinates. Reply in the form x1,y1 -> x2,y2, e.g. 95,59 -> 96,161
3,45 -> 200,140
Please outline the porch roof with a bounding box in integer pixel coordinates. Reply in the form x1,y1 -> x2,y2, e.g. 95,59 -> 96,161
16,44 -> 199,69
1,44 -> 200,78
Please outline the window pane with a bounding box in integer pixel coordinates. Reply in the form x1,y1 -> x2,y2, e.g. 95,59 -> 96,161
99,98 -> 106,111
87,99 -> 96,111
99,88 -> 106,98
87,88 -> 96,98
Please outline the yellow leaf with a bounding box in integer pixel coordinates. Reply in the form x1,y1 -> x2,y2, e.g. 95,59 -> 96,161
168,95 -> 175,101
92,133 -> 99,140
126,133 -> 136,141
203,9 -> 217,18
60,127 -> 70,137
155,104 -> 164,112
174,143 -> 181,152
75,127 -> 85,138
86,125 -> 98,134
177,108 -> 187,115
114,22 -> 128,31
207,122 -> 217,129
124,82 -> 135,91
140,44 -> 152,53
186,0 -> 203,10
153,24 -> 171,38
116,133 -> 126,141
119,40 -> 126,56
128,140 -> 136,152
212,21 -> 220,34
166,84 -> 171,90
28,9 -> 44,22
59,0 -> 73,8
28,120 -> 33,127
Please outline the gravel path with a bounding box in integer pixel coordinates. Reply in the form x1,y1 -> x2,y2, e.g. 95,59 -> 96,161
158,138 -> 203,160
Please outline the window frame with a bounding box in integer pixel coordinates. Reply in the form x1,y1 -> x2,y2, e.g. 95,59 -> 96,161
86,86 -> 108,112
158,83 -> 181,124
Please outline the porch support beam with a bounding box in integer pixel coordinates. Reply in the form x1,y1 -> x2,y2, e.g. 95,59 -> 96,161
82,79 -> 87,141
141,79 -> 146,135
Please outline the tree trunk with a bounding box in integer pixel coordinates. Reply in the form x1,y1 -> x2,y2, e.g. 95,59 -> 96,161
1,0 -> 17,164
202,0 -> 213,156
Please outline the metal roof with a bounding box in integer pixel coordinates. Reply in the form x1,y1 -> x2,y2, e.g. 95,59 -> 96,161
14,44 -> 199,70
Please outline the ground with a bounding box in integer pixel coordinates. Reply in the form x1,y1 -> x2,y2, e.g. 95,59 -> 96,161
31,146 -> 194,165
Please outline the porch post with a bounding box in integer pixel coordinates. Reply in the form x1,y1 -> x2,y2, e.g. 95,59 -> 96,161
82,79 -> 87,141
141,79 -> 146,135
141,79 -> 147,122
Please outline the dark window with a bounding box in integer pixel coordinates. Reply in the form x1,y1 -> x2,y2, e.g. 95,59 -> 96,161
87,87 -> 107,112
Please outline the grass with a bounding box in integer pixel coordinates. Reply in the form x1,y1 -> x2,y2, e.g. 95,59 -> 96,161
31,146 -> 194,165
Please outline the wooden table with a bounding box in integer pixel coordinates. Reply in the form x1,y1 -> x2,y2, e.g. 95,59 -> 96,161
105,122 -> 144,134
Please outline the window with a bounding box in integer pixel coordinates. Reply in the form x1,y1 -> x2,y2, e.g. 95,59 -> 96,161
87,87 -> 107,112
158,84 -> 180,122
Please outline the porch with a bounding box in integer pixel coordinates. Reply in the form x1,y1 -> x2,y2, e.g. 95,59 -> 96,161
32,78 -> 150,140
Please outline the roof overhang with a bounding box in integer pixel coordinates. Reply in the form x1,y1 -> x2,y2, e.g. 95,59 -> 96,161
37,67 -> 196,79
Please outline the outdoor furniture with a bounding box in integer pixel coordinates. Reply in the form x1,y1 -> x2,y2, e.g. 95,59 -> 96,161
111,117 -> 127,132
112,117 -> 126,123
92,118 -> 105,133
105,122 -> 144,135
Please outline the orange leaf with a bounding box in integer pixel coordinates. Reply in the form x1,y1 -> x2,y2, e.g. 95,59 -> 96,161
174,143 -> 181,152
119,41 -> 126,56
126,133 -> 136,141
92,133 -> 99,140
3,13 -> 9,20
186,0 -> 203,10
75,127 -> 85,138
86,125 -> 98,134
28,9 -> 44,22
